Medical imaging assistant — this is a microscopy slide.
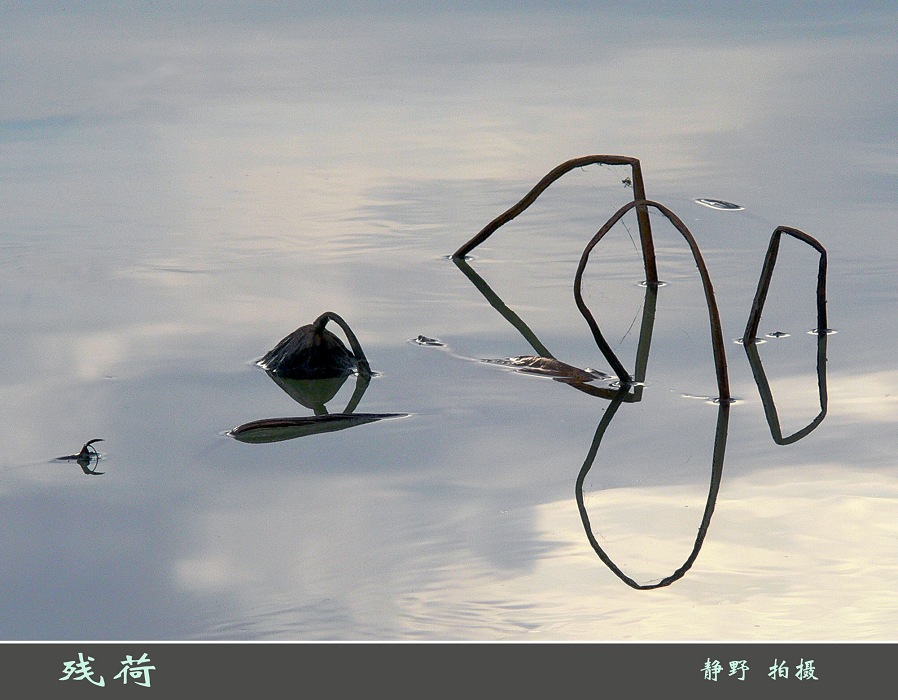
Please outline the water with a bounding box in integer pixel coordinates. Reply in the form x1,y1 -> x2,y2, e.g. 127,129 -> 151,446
2,3 -> 897,641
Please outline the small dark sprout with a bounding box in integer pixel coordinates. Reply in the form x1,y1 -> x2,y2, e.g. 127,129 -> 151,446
78,438 -> 104,459
58,438 -> 104,460
57,439 -> 105,475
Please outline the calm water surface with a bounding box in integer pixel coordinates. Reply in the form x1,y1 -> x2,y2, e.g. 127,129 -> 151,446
2,3 -> 897,640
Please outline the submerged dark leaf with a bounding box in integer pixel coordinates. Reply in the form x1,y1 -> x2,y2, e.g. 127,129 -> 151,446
481,356 -> 609,382
227,413 -> 409,444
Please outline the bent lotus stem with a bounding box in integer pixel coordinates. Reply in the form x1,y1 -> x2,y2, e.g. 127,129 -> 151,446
451,154 -> 658,287
314,311 -> 372,377
575,199 -> 730,403
742,226 -> 828,343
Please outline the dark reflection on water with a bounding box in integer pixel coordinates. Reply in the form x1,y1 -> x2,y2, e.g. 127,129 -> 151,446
447,267 -> 729,587
745,333 -> 828,445
576,390 -> 731,589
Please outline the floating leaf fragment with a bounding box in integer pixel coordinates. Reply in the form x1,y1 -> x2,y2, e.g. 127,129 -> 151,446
694,198 -> 745,211
481,356 -> 610,382
411,335 -> 445,347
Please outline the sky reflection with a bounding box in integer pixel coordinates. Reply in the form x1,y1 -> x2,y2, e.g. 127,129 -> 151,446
167,461 -> 898,641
